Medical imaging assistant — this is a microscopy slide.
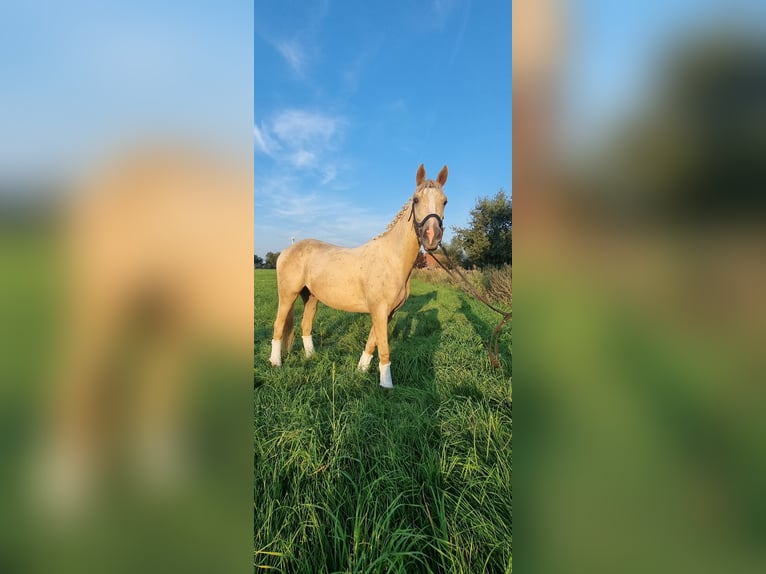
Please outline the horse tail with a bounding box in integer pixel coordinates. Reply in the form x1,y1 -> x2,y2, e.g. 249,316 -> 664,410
282,302 -> 295,352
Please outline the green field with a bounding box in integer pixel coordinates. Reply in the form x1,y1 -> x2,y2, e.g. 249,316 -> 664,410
254,269 -> 512,573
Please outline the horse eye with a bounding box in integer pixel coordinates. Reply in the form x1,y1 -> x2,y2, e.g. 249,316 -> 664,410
443,199 -> 448,205
413,197 -> 419,204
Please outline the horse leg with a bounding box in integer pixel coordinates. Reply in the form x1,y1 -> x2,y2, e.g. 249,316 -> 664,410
40,289 -> 121,515
271,291 -> 298,366
359,279 -> 410,372
357,326 -> 376,372
133,325 -> 187,487
301,291 -> 319,358
371,307 -> 393,388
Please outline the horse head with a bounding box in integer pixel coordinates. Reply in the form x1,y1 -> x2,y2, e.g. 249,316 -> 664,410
411,164 -> 448,251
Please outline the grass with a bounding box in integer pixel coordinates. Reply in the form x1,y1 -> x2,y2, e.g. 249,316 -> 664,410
412,264 -> 512,308
254,270 -> 512,573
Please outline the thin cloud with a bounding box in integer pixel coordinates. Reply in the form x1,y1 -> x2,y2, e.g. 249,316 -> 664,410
290,150 -> 317,168
431,0 -> 465,28
254,107 -> 370,253
255,108 -> 346,170
254,172 -> 390,253
340,36 -> 383,96
320,165 -> 338,185
276,39 -> 306,76
271,109 -> 342,147
253,122 -> 277,156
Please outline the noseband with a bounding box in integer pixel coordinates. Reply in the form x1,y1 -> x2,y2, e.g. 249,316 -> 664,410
408,199 -> 444,247
412,211 -> 443,230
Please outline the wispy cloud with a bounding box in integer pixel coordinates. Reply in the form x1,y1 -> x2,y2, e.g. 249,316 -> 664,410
320,164 -> 338,185
290,150 -> 317,168
271,109 -> 342,147
339,36 -> 383,96
276,38 -> 306,76
431,0 -> 465,28
255,173 -> 389,253
254,108 -> 346,171
253,107 -> 375,253
253,122 -> 277,156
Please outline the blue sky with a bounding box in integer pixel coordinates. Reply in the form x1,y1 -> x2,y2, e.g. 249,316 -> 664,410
562,0 -> 766,152
1,1 -> 251,184
254,0 -> 512,255
4,0 -> 761,237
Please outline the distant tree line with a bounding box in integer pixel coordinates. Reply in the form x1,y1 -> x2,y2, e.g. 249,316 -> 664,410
578,33 -> 766,223
254,252 -> 280,269
256,189 -> 512,272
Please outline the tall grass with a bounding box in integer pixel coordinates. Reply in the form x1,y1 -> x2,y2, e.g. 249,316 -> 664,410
413,265 -> 512,308
481,265 -> 512,308
254,270 -> 511,573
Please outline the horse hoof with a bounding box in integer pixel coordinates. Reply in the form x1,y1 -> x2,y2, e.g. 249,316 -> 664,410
357,351 -> 373,372
302,336 -> 315,359
270,340 -> 282,367
379,363 -> 393,388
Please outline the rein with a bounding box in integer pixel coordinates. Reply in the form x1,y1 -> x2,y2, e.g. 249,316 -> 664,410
407,188 -> 511,368
432,243 -> 512,369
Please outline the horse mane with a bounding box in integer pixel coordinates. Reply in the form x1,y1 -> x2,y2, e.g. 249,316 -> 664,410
372,180 -> 440,241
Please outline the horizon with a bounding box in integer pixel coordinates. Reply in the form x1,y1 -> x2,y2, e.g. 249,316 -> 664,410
253,0 -> 512,255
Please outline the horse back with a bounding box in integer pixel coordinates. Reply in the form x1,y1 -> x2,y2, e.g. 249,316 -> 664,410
277,239 -> 371,312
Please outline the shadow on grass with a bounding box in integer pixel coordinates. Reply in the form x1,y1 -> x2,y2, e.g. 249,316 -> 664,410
458,297 -> 512,374
253,282 -> 512,572
305,290 -> 442,388
390,290 -> 440,378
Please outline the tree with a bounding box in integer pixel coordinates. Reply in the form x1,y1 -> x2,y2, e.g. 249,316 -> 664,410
588,34 -> 766,222
264,251 -> 280,269
254,254 -> 264,268
452,190 -> 512,268
440,239 -> 472,269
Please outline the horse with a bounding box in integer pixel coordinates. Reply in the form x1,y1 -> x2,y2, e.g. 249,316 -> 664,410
269,163 -> 449,388
36,146 -> 252,515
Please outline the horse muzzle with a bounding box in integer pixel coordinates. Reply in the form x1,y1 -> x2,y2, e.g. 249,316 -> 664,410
418,214 -> 443,251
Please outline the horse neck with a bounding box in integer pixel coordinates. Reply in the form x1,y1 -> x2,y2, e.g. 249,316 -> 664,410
379,209 -> 421,278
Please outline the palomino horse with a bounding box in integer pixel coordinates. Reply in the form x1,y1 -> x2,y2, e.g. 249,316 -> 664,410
269,163 -> 449,388
37,147 -> 252,515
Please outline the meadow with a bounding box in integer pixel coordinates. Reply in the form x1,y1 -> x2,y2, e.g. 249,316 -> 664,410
254,269 -> 512,573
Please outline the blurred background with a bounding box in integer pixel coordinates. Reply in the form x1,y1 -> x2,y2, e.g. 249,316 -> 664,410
3,0 -> 766,572
0,2 -> 252,573
515,0 -> 766,573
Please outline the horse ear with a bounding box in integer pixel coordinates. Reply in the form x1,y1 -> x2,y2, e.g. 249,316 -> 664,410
416,164 -> 426,185
437,165 -> 448,186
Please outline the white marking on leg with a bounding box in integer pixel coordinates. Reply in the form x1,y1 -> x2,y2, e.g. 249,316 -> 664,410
357,351 -> 373,372
302,335 -> 315,358
269,339 -> 282,366
34,441 -> 93,519
379,362 -> 393,389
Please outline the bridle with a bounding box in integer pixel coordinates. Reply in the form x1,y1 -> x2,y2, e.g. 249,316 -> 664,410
411,211 -> 443,234
407,183 -> 511,369
408,188 -> 444,249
